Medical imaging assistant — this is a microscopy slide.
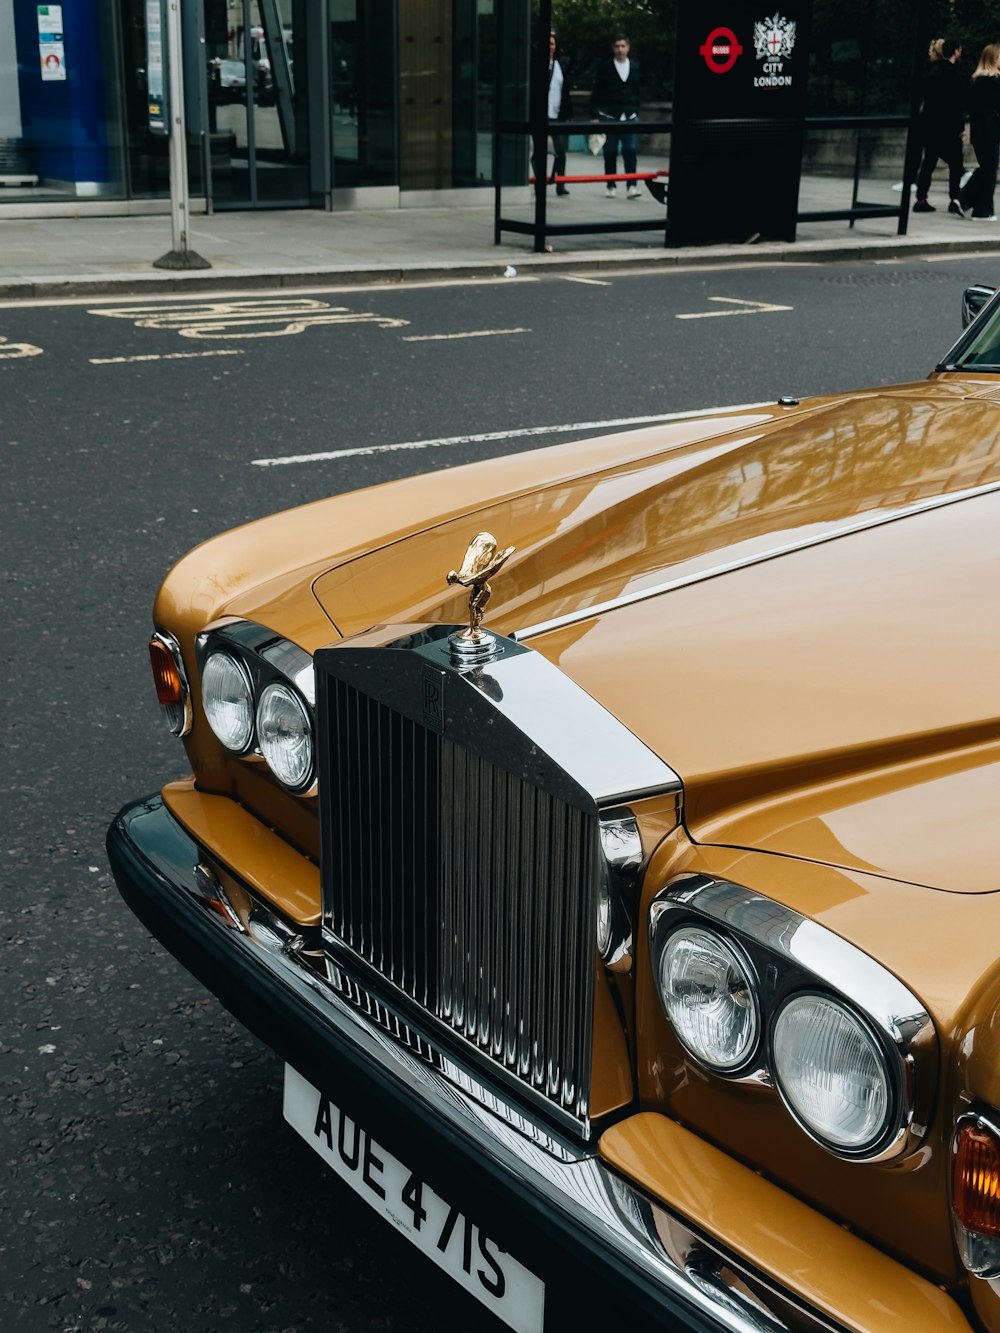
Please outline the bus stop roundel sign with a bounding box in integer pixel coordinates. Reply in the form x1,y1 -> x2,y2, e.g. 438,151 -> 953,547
699,27 -> 743,74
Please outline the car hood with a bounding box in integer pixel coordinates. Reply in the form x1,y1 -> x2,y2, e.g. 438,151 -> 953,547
306,383 -> 1000,895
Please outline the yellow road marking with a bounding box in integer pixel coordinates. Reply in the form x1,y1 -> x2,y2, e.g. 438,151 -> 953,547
90,349 -> 245,364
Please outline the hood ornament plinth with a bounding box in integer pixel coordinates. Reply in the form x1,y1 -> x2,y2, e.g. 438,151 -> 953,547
446,532 -> 515,665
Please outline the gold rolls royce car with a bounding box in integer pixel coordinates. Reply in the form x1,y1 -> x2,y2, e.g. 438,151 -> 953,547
108,288 -> 1000,1333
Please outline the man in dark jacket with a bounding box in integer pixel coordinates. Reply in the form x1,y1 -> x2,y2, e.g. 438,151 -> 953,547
590,34 -> 641,198
914,39 -> 965,213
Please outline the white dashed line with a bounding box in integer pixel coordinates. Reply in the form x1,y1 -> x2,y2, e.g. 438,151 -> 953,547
251,402 -> 772,467
401,327 -> 530,341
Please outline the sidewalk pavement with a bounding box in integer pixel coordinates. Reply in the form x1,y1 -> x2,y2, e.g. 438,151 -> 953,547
2,171 -> 999,300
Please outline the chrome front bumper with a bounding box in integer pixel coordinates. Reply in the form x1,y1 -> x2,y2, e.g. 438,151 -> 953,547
107,794 -> 912,1333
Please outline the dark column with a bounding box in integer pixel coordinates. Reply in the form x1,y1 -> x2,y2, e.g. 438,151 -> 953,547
669,2 -> 813,245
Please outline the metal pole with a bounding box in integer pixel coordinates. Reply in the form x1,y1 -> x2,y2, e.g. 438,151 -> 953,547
154,0 -> 210,269
531,0 -> 552,253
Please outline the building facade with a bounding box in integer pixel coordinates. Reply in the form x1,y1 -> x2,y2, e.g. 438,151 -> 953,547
0,0 -> 518,215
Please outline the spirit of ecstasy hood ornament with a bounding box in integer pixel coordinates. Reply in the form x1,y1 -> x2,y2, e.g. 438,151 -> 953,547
446,532 -> 515,664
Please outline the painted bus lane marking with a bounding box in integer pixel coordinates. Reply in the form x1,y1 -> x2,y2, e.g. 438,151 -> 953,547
87,296 -> 409,340
0,336 -> 43,359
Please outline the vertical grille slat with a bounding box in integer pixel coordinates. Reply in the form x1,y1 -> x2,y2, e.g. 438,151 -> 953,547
323,672 -> 599,1126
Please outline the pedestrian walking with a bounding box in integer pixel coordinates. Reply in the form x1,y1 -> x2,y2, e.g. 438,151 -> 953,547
590,34 -> 641,199
957,45 -> 1000,221
532,32 -> 573,196
913,38 -> 965,213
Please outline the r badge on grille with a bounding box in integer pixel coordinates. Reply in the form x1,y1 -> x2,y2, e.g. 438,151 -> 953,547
421,663 -> 446,734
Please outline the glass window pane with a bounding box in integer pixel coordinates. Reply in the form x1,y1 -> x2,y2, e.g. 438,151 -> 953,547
331,0 -> 397,189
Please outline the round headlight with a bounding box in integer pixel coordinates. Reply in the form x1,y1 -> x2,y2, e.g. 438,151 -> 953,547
658,926 -> 759,1072
202,652 -> 253,752
772,993 -> 893,1155
256,682 -> 313,790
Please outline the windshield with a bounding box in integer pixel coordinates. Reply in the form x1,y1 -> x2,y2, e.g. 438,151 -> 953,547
942,293 -> 1000,371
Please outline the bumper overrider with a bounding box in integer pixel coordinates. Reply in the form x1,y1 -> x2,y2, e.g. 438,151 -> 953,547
107,795 -> 974,1333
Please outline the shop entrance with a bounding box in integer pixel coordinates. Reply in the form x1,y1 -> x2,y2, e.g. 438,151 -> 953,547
205,0 -> 311,207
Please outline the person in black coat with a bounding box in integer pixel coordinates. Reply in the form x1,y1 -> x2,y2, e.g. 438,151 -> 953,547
590,34 -> 641,198
532,32 -> 574,196
914,38 -> 965,213
958,45 -> 1000,221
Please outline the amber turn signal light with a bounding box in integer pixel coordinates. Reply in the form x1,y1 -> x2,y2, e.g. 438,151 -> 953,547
149,635 -> 184,706
148,632 -> 190,736
954,1122 -> 1000,1235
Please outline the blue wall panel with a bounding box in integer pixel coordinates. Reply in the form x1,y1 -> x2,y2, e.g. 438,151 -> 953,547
13,0 -> 114,184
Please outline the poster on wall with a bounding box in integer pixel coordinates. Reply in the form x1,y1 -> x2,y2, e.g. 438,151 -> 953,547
38,4 -> 67,82
146,0 -> 168,134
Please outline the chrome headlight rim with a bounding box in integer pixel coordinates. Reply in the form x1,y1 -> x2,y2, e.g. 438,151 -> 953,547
255,679 -> 315,793
769,988 -> 901,1161
649,875 -> 936,1161
654,921 -> 762,1077
201,649 -> 255,754
195,621 -> 317,798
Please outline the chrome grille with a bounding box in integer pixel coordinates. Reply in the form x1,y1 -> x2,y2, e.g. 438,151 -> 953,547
320,671 -> 600,1126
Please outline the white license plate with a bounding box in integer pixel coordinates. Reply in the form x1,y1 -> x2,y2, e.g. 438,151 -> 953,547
283,1065 -> 546,1333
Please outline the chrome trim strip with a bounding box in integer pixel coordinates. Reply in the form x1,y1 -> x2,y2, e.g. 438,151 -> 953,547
151,629 -> 192,737
598,808 -> 644,973
650,876 -> 937,1163
121,798 -> 847,1333
512,480 -> 1000,641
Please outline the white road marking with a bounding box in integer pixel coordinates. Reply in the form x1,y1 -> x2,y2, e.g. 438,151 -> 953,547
676,296 -> 793,319
90,349 -> 245,364
401,327 -> 530,342
0,337 -> 42,358
251,401 -> 773,467
561,276 -> 613,286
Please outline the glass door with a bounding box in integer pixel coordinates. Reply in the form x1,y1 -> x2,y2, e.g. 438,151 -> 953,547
206,0 -> 310,207
329,0 -> 397,188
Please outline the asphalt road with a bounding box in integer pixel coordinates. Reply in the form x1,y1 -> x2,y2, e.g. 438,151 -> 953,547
1,255 -> 994,1332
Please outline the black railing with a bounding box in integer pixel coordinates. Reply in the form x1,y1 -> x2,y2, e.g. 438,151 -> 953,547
494,110 -> 923,252
494,117 -> 674,252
